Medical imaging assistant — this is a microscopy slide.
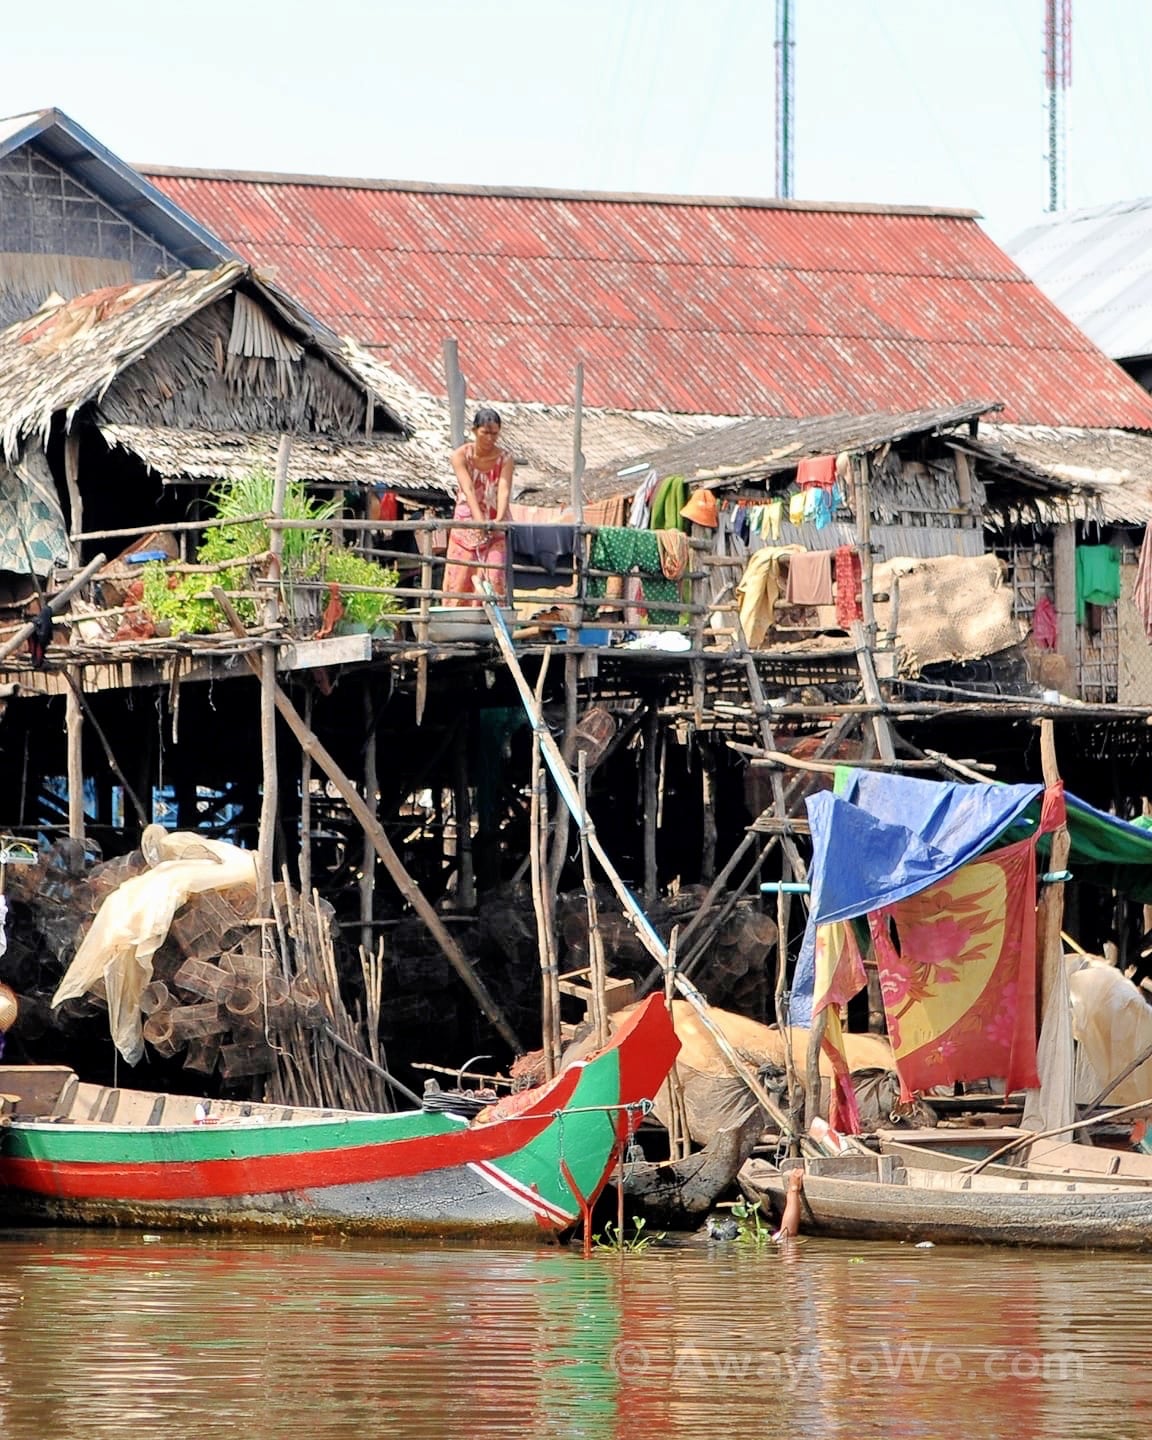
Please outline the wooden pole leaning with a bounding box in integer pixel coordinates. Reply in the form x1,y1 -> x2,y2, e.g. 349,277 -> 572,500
211,586 -> 524,1057
480,589 -> 813,1149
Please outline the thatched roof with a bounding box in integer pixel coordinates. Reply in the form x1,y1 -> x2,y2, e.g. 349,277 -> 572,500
584,401 -> 1001,491
0,262 -> 408,460
973,424 -> 1152,525
97,423 -> 425,493
337,341 -> 727,500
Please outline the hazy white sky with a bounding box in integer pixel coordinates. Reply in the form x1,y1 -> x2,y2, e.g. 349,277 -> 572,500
6,0 -> 1151,243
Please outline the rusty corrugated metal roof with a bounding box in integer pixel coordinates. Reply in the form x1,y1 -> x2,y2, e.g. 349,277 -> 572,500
142,168 -> 1152,429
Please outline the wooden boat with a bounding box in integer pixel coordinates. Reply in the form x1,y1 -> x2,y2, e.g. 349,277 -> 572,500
738,1152 -> 1152,1250
0,994 -> 679,1241
878,1132 -> 1152,1188
616,1107 -> 762,1229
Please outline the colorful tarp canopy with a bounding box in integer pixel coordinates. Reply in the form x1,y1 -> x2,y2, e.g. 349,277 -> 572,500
790,770 -> 1152,1024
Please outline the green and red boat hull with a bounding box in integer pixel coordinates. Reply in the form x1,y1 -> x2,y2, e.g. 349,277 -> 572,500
0,995 -> 679,1240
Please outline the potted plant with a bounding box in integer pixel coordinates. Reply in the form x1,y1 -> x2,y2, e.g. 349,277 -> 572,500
322,546 -> 403,635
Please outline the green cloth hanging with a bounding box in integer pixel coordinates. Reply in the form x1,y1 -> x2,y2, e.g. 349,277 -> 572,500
588,527 -> 681,616
1075,544 -> 1120,623
648,475 -> 687,532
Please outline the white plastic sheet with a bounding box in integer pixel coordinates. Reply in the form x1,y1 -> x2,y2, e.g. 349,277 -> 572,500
52,827 -> 258,1064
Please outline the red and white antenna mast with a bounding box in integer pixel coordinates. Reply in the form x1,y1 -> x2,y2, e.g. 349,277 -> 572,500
1044,0 -> 1071,212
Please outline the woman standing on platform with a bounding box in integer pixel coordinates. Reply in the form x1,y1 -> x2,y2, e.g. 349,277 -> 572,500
444,408 -> 514,605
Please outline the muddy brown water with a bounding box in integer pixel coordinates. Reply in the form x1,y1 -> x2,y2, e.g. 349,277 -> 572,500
0,1229 -> 1148,1439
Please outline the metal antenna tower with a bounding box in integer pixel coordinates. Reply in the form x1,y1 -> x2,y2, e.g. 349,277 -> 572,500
775,0 -> 796,198
1044,0 -> 1071,212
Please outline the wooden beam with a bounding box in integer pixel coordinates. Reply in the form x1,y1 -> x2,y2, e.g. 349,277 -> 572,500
65,668 -> 84,843
212,586 -> 524,1056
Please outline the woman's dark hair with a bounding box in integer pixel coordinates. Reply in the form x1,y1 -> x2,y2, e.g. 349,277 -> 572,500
472,407 -> 502,429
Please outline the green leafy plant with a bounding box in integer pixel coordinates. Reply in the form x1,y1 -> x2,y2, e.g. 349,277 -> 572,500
322,546 -> 403,631
592,1216 -> 664,1253
196,468 -> 339,571
730,1198 -> 773,1245
140,562 -> 222,636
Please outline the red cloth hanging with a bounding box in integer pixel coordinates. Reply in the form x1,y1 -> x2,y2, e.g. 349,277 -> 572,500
796,454 -> 837,489
834,546 -> 863,628
1031,595 -> 1059,650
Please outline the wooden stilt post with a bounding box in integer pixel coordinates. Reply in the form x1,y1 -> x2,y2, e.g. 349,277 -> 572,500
579,749 -> 609,1048
299,689 -> 314,900
643,704 -> 659,905
530,649 -> 560,1077
360,682 -> 378,956
454,720 -> 476,911
1025,718 -> 1075,1133
213,587 -> 524,1055
65,668 -> 84,844
257,436 -> 291,915
700,736 -> 717,883
64,434 -> 82,565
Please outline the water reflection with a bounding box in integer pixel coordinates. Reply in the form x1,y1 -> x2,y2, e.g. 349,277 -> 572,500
0,1230 -> 1149,1438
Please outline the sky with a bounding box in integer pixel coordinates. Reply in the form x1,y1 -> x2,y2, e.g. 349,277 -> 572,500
5,0 -> 1152,244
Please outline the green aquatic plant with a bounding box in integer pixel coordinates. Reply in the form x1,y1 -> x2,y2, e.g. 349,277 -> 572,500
592,1216 -> 664,1253
730,1198 -> 773,1246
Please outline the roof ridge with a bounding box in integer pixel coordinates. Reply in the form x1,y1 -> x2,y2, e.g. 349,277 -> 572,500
139,164 -> 981,219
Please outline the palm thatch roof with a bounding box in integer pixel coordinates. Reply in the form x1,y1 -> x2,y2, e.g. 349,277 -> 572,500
0,262 -> 407,460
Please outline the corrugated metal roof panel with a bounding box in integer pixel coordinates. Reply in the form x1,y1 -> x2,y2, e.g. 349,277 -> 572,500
1008,198 -> 1152,362
147,172 -> 1152,428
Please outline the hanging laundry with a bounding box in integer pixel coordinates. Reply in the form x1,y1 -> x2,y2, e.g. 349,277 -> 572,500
834,546 -> 863,628
786,549 -> 834,606
796,455 -> 837,490
628,473 -> 657,529
736,546 -> 804,647
649,475 -> 688,531
1075,545 -> 1121,624
588,527 -> 681,620
766,498 -> 783,541
788,492 -> 806,526
804,487 -> 834,530
1031,595 -> 1059,650
657,529 -> 689,581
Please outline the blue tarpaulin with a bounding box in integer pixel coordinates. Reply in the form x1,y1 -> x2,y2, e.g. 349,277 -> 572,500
790,771 -> 1043,1024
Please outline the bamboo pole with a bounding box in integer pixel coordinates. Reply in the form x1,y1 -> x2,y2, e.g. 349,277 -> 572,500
529,649 -> 560,1078
1024,718 -> 1075,1133
360,683 -> 379,957
299,689 -> 313,899
65,668 -> 84,843
480,592 -> 813,1148
0,553 -> 106,665
62,670 -> 149,828
257,436 -> 291,914
64,435 -> 82,565
212,586 -> 524,1055
642,705 -> 659,905
579,750 -> 609,1048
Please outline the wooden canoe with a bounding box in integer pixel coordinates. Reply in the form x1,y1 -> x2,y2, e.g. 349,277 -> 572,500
739,1153 -> 1152,1250
0,994 -> 679,1241
878,1132 -> 1152,1188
